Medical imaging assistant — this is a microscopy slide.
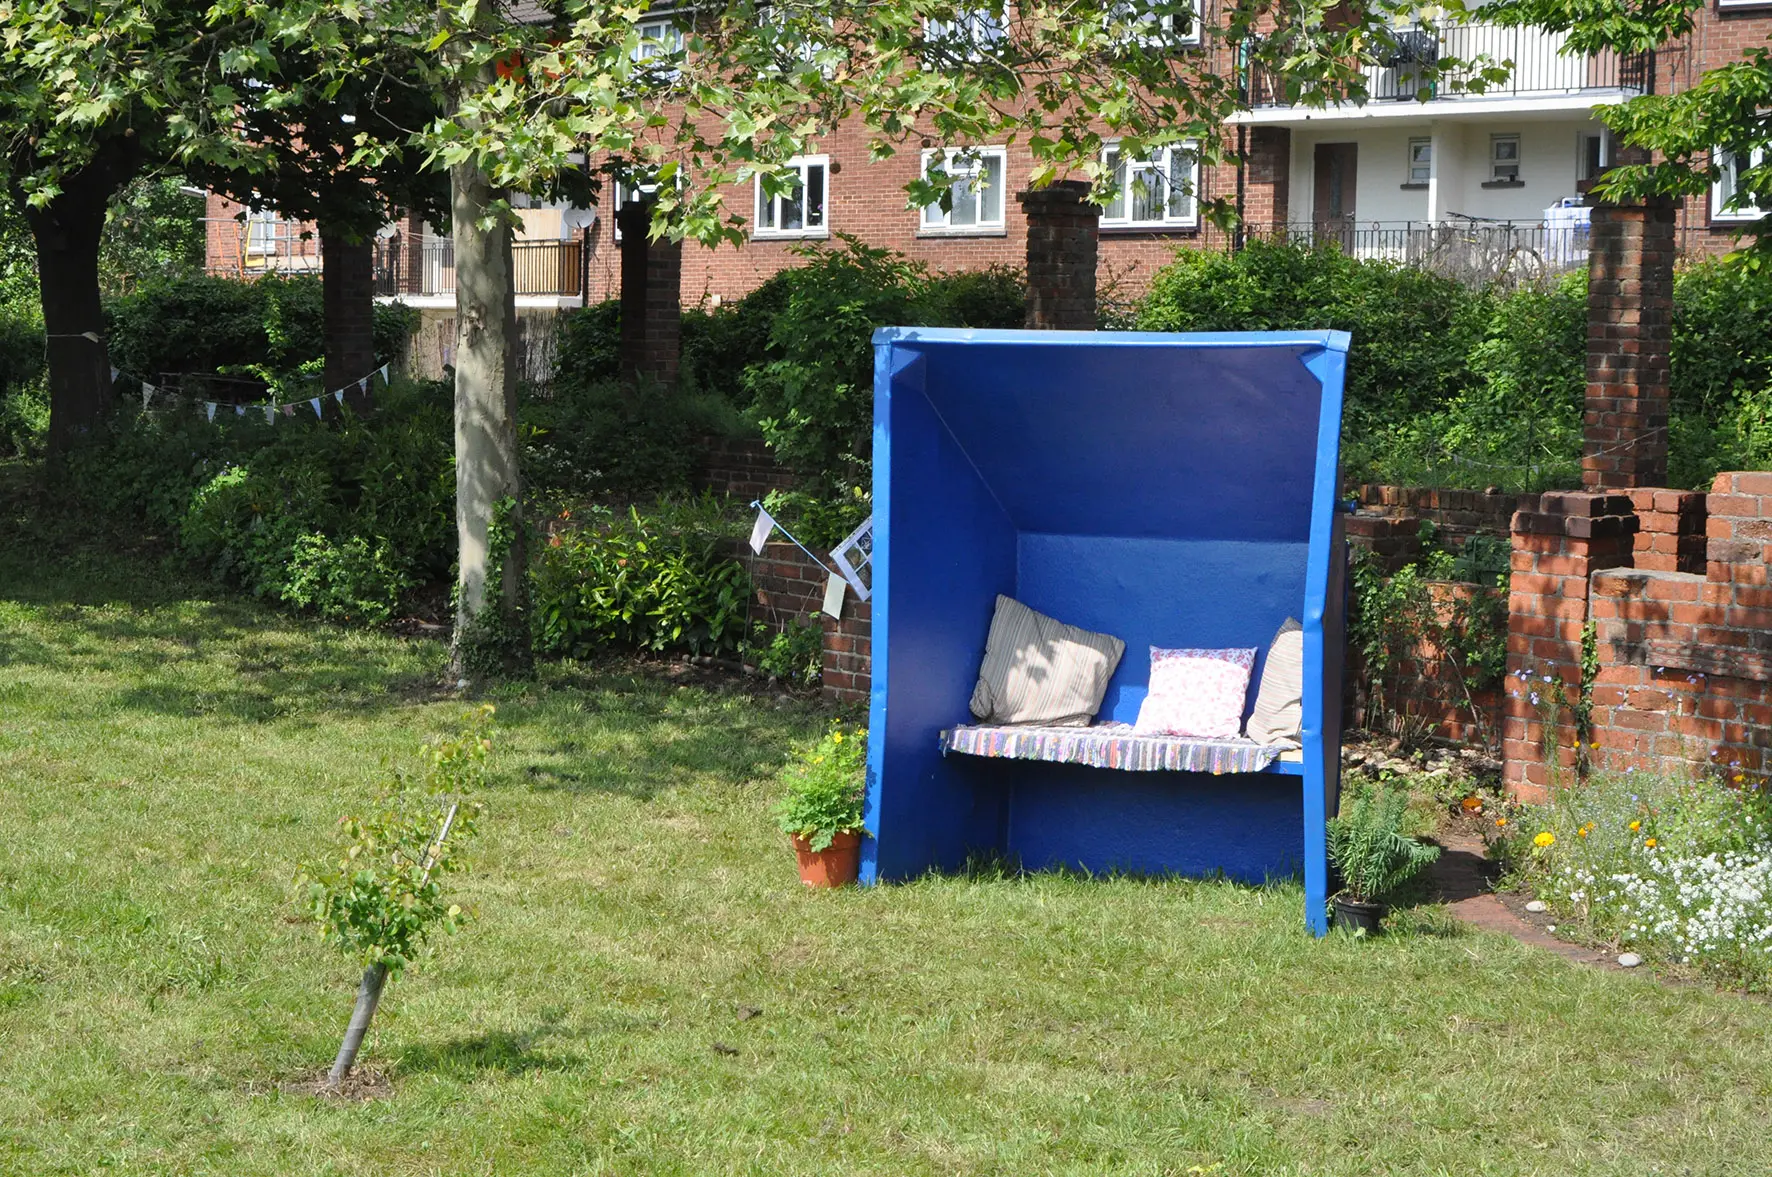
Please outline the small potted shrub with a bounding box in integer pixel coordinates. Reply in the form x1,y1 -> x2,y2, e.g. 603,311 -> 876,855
774,722 -> 868,887
1326,784 -> 1441,934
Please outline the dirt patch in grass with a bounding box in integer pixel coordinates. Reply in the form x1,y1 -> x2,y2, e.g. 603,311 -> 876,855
282,1066 -> 395,1102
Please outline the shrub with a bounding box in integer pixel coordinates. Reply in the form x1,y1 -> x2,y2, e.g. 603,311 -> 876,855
1139,239 -> 1487,447
104,274 -> 413,386
746,616 -> 823,688
1508,768 -> 1772,986
530,498 -> 751,657
523,376 -> 702,498
69,379 -> 453,621
773,722 -> 867,851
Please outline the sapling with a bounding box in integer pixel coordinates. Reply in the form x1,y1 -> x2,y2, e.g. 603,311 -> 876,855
299,704 -> 494,1090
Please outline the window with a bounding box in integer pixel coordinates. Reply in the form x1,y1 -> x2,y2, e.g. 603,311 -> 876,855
1407,138 -> 1432,185
1713,146 -> 1767,222
754,155 -> 829,238
1578,131 -> 1610,185
925,8 -> 1008,60
634,16 -> 683,77
245,208 -> 292,256
610,177 -> 657,242
1490,134 -> 1521,183
1106,1 -> 1199,47
1101,142 -> 1199,228
920,147 -> 1008,232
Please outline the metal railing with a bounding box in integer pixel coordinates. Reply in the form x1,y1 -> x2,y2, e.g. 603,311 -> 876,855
373,237 -> 586,299
1246,22 -> 1650,108
1259,220 -> 1592,286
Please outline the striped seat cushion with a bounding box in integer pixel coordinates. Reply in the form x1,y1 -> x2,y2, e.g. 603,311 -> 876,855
941,723 -> 1282,774
969,595 -> 1125,727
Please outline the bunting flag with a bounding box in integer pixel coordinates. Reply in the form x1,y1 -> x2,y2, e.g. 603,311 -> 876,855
263,404 -> 276,424
309,397 -> 323,418
205,402 -> 218,423
332,390 -> 345,404
109,367 -> 119,385
281,404 -> 295,417
358,377 -> 369,396
141,383 -> 156,410
748,506 -> 776,554
378,363 -> 390,384
235,404 -> 247,417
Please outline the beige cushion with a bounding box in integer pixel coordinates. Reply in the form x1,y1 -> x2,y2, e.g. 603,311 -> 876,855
970,595 -> 1125,726
1245,618 -> 1305,746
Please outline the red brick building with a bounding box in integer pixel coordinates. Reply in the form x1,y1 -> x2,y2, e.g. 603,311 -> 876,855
204,3 -> 1771,309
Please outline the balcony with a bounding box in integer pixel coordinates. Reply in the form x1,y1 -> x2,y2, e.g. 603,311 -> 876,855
373,238 -> 587,301
1261,219 -> 1592,285
1246,23 -> 1650,113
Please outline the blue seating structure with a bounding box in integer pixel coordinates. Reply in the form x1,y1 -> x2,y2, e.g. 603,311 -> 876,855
861,327 -> 1351,935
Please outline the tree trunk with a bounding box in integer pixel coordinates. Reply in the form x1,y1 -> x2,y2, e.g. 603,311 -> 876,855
326,961 -> 389,1090
447,159 -> 529,680
320,226 -> 378,414
25,183 -> 114,472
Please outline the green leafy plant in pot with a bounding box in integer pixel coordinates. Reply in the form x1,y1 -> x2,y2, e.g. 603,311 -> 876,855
1326,783 -> 1441,934
774,721 -> 868,887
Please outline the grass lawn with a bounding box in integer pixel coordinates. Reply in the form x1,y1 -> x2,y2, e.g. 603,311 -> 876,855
5,464 -> 1772,1175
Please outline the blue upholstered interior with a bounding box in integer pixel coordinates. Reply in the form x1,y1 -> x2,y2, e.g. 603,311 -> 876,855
864,328 -> 1346,927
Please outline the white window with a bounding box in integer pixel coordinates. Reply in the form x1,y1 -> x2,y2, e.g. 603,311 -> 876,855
1713,146 -> 1767,222
634,16 -> 682,76
1491,134 -> 1521,183
611,178 -> 657,242
244,208 -> 293,256
1101,142 -> 1200,228
1106,1 -> 1199,47
754,155 -> 829,239
1407,138 -> 1432,185
925,8 -> 1008,60
920,147 -> 1008,232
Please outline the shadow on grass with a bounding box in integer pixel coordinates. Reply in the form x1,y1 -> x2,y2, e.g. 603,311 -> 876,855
394,1023 -> 589,1079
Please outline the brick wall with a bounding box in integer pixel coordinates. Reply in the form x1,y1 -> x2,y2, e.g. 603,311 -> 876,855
697,437 -> 796,501
1347,484 -> 1531,573
1583,200 -> 1676,489
1388,581 -> 1506,748
744,541 -> 872,706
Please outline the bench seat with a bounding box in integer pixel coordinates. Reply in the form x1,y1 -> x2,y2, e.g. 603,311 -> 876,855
941,723 -> 1295,775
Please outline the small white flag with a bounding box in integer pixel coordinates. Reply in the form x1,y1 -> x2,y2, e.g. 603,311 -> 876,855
822,572 -> 846,620
310,397 -> 323,418
378,364 -> 390,384
748,507 -> 775,555
235,404 -> 246,417
358,377 -> 369,396
109,367 -> 119,385
333,390 -> 345,404
205,402 -> 217,422
141,382 -> 156,409
263,404 -> 275,424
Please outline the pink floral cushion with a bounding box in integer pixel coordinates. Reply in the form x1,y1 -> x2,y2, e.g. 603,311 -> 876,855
1133,647 -> 1258,739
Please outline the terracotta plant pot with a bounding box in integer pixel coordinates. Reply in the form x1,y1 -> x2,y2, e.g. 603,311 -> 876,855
790,831 -> 862,888
1332,896 -> 1388,934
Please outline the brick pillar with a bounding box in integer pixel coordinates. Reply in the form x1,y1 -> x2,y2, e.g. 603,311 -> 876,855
1502,492 -> 1638,802
1247,127 -> 1292,236
398,214 -> 427,297
1583,199 -> 1676,489
1017,180 -> 1100,330
616,199 -> 682,387
320,227 -> 378,411
1627,488 -> 1707,574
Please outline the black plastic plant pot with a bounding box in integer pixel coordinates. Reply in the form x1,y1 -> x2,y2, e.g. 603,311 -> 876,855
1332,897 -> 1388,935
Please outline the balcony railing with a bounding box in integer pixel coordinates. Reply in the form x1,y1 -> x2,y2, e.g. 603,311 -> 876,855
1259,220 -> 1592,286
1246,23 -> 1650,108
373,237 -> 586,299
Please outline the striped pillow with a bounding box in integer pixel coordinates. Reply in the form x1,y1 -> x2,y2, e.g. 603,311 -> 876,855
970,596 -> 1126,727
1246,618 -> 1305,746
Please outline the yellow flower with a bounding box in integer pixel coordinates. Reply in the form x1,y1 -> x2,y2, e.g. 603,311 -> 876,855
1629,820 -> 1641,832
832,733 -> 844,744
1734,775 -> 1745,783
1590,741 -> 1599,750
1534,832 -> 1556,848
1645,837 -> 1658,848
1577,826 -> 1589,838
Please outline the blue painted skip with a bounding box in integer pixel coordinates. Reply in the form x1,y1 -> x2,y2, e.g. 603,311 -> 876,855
863,327 -> 1348,936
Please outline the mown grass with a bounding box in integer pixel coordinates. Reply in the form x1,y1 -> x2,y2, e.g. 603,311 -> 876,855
5,460 -> 1772,1175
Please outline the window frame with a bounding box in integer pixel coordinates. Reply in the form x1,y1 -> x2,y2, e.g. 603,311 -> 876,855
634,15 -> 683,77
752,154 -> 831,240
1489,133 -> 1522,183
1712,145 -> 1768,223
924,7 -> 1010,61
919,146 -> 1010,234
1100,141 -> 1201,230
1406,137 -> 1432,185
1105,1 -> 1201,48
